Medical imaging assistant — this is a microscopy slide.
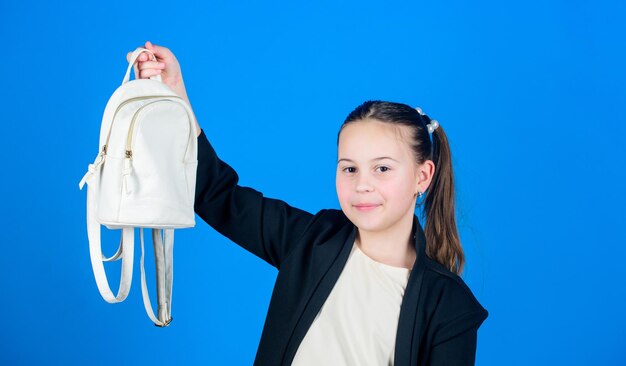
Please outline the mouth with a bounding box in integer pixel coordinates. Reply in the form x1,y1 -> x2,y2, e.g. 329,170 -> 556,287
353,204 -> 381,211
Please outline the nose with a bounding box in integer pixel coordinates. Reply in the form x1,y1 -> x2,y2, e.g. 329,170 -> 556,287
355,173 -> 374,193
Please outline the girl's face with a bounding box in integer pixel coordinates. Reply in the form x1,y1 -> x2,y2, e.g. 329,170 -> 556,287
336,119 -> 425,234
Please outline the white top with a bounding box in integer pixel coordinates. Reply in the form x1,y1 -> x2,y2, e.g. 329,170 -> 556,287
291,241 -> 411,366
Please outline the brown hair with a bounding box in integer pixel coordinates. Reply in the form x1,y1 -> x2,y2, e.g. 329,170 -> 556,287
337,100 -> 465,274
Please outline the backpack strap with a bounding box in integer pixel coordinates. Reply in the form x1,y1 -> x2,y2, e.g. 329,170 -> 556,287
140,228 -> 174,327
101,236 -> 123,262
85,177 -> 134,303
122,47 -> 163,85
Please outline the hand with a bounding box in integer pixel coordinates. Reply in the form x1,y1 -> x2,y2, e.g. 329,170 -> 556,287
126,41 -> 187,100
126,41 -> 201,136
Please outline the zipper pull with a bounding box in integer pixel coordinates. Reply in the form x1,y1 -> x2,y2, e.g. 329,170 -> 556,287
122,157 -> 135,195
79,151 -> 105,190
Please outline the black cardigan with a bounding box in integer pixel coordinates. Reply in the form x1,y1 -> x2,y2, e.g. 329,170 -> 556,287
194,130 -> 488,365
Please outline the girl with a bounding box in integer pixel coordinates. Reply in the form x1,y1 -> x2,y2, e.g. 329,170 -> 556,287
128,41 -> 488,366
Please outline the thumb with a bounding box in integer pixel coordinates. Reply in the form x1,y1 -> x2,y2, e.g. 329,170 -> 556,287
144,40 -> 157,60
145,41 -> 170,61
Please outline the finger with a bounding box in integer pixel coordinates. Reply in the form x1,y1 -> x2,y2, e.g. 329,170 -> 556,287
133,63 -> 139,79
145,41 -> 171,60
127,51 -> 148,63
146,41 -> 162,54
137,61 -> 165,70
139,68 -> 162,79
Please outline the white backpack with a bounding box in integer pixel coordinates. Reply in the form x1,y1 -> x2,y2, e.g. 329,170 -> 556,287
79,47 -> 198,326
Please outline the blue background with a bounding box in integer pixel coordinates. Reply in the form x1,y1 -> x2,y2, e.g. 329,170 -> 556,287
1,0 -> 625,364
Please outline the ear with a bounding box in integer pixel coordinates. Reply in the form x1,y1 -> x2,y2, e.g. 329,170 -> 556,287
415,160 -> 436,194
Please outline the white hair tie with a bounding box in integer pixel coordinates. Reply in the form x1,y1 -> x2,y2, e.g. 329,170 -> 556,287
415,107 -> 440,134
427,120 -> 439,134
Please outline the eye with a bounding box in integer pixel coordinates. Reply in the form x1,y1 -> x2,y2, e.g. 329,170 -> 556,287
376,166 -> 390,173
342,167 -> 357,173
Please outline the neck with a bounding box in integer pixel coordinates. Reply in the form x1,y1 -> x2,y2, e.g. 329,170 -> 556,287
355,211 -> 417,270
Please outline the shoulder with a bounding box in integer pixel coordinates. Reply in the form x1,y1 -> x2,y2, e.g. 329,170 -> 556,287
316,208 -> 350,223
419,256 -> 488,341
422,257 -> 485,310
301,208 -> 352,238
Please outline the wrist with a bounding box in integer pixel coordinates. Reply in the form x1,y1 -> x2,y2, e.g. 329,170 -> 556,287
169,74 -> 189,101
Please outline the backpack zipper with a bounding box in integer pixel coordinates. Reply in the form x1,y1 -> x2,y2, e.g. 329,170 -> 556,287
80,94 -> 186,192
121,97 -> 187,195
125,99 -> 182,158
102,95 -> 183,155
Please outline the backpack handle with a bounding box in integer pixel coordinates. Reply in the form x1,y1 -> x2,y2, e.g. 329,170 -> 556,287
122,47 -> 163,85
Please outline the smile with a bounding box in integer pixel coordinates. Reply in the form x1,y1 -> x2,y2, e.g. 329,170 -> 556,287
353,204 -> 381,211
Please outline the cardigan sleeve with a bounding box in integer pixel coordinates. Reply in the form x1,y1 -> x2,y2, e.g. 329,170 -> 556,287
422,264 -> 489,366
426,309 -> 486,365
193,129 -> 316,269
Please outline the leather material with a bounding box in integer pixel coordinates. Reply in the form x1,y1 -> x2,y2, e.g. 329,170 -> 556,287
79,47 -> 197,326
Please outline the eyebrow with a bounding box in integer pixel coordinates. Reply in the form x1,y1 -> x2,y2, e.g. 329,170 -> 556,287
337,157 -> 399,164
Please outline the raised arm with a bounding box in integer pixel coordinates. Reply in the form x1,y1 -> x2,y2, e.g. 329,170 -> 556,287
194,129 -> 316,268
129,41 -> 317,268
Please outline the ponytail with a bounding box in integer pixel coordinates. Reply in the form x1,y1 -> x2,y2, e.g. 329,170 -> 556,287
423,127 -> 465,275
